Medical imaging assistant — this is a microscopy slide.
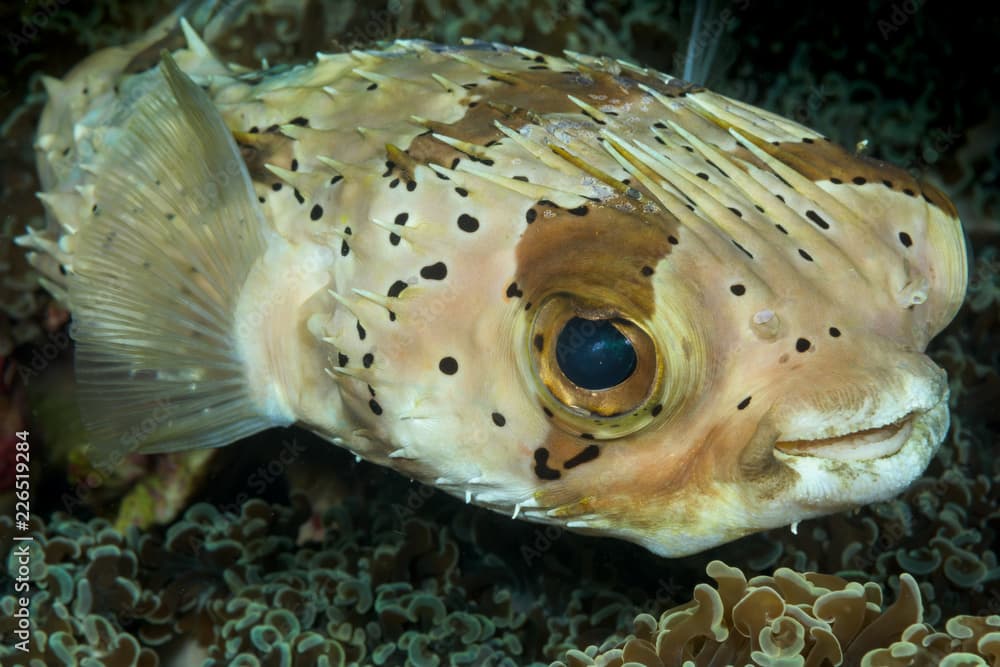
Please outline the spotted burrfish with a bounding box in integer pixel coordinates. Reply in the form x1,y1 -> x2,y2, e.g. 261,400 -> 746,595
19,12 -> 967,556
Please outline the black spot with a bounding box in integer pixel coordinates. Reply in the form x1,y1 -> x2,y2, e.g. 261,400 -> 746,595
737,396 -> 752,410
249,126 -> 259,133
492,412 -> 506,427
776,224 -> 789,235
290,159 -> 299,171
533,448 -> 561,480
796,338 -> 811,352
641,266 -> 654,276
829,327 -> 841,337
775,194 -> 785,203
668,235 -> 679,245
310,204 -> 323,220
830,177 -> 843,184
852,176 -> 866,185
798,248 -> 814,262
439,356 -> 459,374
533,334 -> 544,351
457,213 -> 480,232
506,282 -> 523,298
696,172 -> 710,180
903,188 -> 916,197
525,208 -> 537,224
420,262 -> 448,280
289,116 -> 309,126
883,179 -> 893,188
366,83 -> 378,91
363,353 -> 374,368
451,157 -> 461,169
357,321 -> 366,340
387,280 -> 408,298
542,406 -> 554,418
406,180 -> 417,192
294,189 -> 305,204
271,182 -> 282,191
706,160 -> 728,178
389,178 -> 400,188
383,160 -> 395,176
266,124 -> 280,133
389,233 -> 401,246
368,385 -> 376,397
898,231 -> 913,248
258,196 -> 265,203
802,137 -> 814,144
805,210 -> 829,230
455,187 -> 469,197
337,353 -> 348,367
512,175 -> 529,182
651,403 -> 663,417
341,240 -> 350,256
730,284 -> 746,296
369,399 -> 383,415
579,433 -> 594,440
568,205 -> 588,216
732,240 -> 754,259
754,204 -> 765,213
564,444 -> 600,469
728,207 -> 743,218
330,175 -> 343,185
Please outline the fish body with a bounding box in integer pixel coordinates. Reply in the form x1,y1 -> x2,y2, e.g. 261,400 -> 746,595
20,15 -> 968,556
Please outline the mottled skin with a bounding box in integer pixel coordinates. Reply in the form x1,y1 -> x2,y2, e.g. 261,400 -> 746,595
21,12 -> 967,556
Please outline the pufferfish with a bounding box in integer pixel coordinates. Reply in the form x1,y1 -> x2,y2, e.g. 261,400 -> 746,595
18,12 -> 968,557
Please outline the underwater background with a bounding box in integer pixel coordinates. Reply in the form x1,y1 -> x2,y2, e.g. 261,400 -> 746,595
0,0 -> 998,665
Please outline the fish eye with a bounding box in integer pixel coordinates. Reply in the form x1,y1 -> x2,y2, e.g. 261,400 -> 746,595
555,317 -> 637,390
528,297 -> 664,437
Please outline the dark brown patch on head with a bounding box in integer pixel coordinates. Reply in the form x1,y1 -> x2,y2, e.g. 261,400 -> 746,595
234,130 -> 295,184
513,198 -> 677,320
404,67 -> 657,172
916,179 -> 959,219
756,140 -> 958,216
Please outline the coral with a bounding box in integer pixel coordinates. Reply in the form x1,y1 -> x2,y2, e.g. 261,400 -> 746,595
555,560 -> 1000,666
1,494 -> 565,665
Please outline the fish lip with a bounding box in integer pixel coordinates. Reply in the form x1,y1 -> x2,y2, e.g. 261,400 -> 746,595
774,417 -> 912,461
773,410 -> 922,462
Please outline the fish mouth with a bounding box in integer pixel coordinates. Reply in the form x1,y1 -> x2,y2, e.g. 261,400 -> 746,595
774,412 -> 918,462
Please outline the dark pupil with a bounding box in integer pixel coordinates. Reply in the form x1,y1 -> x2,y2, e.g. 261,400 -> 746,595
555,317 -> 637,390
